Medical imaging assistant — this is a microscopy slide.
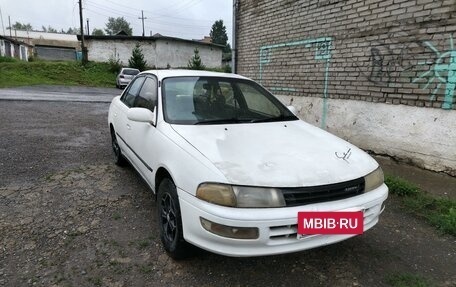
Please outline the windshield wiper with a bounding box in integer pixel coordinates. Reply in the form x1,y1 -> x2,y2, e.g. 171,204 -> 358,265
194,118 -> 248,125
250,115 -> 298,123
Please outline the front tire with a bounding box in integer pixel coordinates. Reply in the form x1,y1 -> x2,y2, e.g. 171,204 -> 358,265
157,178 -> 194,259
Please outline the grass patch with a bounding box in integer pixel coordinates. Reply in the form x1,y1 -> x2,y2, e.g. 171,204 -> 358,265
112,212 -> 121,220
386,175 -> 456,236
0,60 -> 116,88
88,277 -> 102,287
137,239 -> 150,249
0,56 -> 18,63
138,263 -> 154,274
385,272 -> 431,287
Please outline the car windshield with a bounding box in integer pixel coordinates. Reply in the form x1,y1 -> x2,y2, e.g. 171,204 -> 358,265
162,76 -> 298,125
123,69 -> 140,75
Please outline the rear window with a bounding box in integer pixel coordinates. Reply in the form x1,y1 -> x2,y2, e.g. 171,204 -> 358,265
123,69 -> 140,75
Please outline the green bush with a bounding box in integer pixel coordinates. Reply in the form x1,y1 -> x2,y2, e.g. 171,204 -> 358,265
108,56 -> 122,73
187,48 -> 205,70
223,64 -> 232,73
128,43 -> 147,71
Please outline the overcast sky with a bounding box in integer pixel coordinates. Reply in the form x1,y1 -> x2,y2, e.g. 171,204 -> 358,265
0,0 -> 233,42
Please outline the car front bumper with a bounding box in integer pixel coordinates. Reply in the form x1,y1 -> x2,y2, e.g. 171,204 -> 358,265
178,184 -> 388,257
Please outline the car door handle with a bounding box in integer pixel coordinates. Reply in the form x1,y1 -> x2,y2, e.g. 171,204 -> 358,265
126,124 -> 131,130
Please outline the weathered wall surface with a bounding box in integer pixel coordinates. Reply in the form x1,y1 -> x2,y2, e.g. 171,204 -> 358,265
236,0 -> 456,175
86,39 -> 222,68
35,46 -> 75,61
155,40 -> 222,68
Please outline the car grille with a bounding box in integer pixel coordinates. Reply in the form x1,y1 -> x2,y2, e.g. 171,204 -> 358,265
280,177 -> 365,207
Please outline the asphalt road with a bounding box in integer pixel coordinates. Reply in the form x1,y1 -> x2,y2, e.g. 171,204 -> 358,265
0,86 -> 454,287
0,85 -> 119,103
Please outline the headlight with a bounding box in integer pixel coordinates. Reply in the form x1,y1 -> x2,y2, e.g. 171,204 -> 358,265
196,183 -> 236,207
364,166 -> 384,192
196,183 -> 286,208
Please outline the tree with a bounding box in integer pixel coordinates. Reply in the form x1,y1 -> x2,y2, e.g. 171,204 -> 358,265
105,17 -> 132,36
129,43 -> 147,71
92,28 -> 105,36
10,22 -> 32,31
210,20 -> 230,53
65,27 -> 80,35
187,48 -> 205,70
46,26 -> 57,33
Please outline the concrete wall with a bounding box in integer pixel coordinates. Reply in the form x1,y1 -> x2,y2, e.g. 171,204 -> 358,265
0,41 -> 28,61
277,95 -> 456,176
236,0 -> 456,175
86,39 -> 222,68
0,40 -> 4,57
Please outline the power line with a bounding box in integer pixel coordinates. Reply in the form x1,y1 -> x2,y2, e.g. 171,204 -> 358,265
84,2 -> 214,30
83,0 -> 230,40
89,0 -> 212,23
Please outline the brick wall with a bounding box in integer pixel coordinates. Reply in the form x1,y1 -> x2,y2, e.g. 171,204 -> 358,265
236,0 -> 456,110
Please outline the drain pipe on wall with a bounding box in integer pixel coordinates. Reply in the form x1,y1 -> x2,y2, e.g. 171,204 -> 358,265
232,0 -> 238,74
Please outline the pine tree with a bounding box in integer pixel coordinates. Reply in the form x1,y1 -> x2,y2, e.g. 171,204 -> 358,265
187,48 -> 205,70
128,43 -> 147,71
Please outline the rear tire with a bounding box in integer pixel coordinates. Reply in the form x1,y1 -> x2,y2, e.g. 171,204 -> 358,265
157,178 -> 194,259
111,129 -> 126,166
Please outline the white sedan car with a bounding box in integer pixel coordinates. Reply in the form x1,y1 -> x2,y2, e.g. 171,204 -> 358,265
116,67 -> 140,89
108,69 -> 388,258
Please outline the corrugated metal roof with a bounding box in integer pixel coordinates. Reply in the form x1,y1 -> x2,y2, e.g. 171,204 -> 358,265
0,30 -> 78,42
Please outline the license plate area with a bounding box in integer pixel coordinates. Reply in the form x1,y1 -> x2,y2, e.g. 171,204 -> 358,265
297,211 -> 364,236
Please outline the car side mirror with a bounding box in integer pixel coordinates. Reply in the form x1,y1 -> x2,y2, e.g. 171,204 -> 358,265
287,105 -> 298,116
127,107 -> 156,125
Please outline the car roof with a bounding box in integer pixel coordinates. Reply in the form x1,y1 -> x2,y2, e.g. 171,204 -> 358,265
139,69 -> 250,81
121,68 -> 140,71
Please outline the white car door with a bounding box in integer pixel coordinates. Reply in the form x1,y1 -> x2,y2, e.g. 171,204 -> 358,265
114,76 -> 146,166
127,76 -> 160,188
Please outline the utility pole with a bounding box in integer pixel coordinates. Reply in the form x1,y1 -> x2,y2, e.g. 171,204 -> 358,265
8,15 -> 11,37
139,10 -> 147,37
86,18 -> 90,35
232,0 -> 238,73
0,6 -> 5,36
78,0 -> 87,63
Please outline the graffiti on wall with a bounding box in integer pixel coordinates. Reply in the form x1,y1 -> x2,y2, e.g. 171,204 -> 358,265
366,46 -> 416,86
357,21 -> 454,110
413,36 -> 455,109
259,37 -> 332,128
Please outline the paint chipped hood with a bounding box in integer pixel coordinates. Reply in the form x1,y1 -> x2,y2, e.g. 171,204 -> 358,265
171,120 -> 379,187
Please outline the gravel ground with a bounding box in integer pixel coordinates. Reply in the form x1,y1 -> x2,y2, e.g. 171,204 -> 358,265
0,92 -> 455,287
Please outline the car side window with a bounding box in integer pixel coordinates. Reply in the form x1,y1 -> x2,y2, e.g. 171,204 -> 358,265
134,77 -> 158,111
121,77 -> 145,107
237,82 -> 281,116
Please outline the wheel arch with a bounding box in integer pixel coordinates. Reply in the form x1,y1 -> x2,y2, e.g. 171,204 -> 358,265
155,167 -> 174,197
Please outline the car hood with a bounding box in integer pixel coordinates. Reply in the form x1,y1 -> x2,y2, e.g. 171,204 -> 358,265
171,120 -> 378,187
